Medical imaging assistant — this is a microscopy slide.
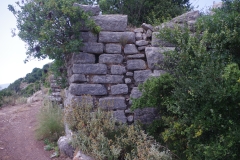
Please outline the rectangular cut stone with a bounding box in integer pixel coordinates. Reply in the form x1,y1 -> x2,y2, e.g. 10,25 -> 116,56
134,70 -> 152,83
111,65 -> 126,75
113,110 -> 127,123
80,42 -> 103,54
136,40 -> 149,46
69,74 -> 87,83
145,47 -> 175,69
152,32 -> 175,47
124,44 -> 138,54
126,72 -> 133,76
127,54 -> 145,59
135,32 -> 143,41
80,32 -> 97,42
99,32 -> 135,43
72,52 -> 95,64
92,75 -> 123,83
134,28 -> 144,33
134,108 -> 158,124
111,84 -> 128,95
127,60 -> 147,70
99,54 -> 123,64
99,97 -> 126,110
129,87 -> 142,105
73,3 -> 100,16
69,84 -> 107,96
72,64 -> 107,74
105,44 -> 122,54
93,15 -> 127,32
65,94 -> 94,107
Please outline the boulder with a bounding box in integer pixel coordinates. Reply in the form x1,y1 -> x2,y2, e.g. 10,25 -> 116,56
57,136 -> 74,158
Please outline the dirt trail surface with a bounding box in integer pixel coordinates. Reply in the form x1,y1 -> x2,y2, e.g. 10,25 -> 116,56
0,101 -> 69,160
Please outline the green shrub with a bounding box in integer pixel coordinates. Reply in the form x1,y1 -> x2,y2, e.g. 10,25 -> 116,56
36,99 -> 64,141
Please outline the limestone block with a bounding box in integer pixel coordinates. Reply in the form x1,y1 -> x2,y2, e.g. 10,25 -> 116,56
130,87 -> 142,99
72,64 -> 107,74
127,60 -> 147,70
73,3 -> 100,16
135,32 -> 142,41
171,10 -> 200,24
99,54 -> 123,64
134,28 -> 144,33
125,78 -> 132,84
69,74 -> 87,83
138,46 -> 146,51
136,40 -> 149,46
111,65 -> 126,75
93,15 -> 127,31
145,47 -> 175,69
72,52 -> 95,64
80,32 -> 97,42
127,54 -> 145,59
99,32 -> 135,43
111,84 -> 128,95
126,72 -> 133,76
134,70 -> 152,83
142,33 -> 147,40
146,29 -> 152,38
69,84 -> 107,96
134,108 -> 159,124
99,97 -> 127,110
124,44 -> 138,55
92,75 -> 123,83
80,42 -> 103,54
141,23 -> 154,31
105,44 -> 121,54
151,32 -> 175,47
113,110 -> 127,123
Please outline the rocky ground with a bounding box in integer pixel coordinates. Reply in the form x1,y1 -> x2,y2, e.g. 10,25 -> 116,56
0,99 -> 70,160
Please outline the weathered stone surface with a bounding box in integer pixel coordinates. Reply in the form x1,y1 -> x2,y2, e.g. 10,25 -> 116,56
134,28 -> 144,33
52,92 -> 61,96
69,74 -> 87,83
80,32 -> 97,42
130,87 -> 142,99
136,40 -> 149,46
69,84 -> 107,96
171,10 -> 200,23
141,23 -> 154,31
92,75 -> 124,83
73,151 -> 94,160
126,72 -> 133,76
134,70 -> 152,83
113,110 -> 127,123
134,108 -> 159,124
73,3 -> 100,16
124,44 -> 138,54
145,47 -> 175,69
142,33 -> 147,40
138,46 -> 147,51
93,15 -> 127,32
105,44 -> 121,54
127,115 -> 134,123
135,32 -> 142,41
49,96 -> 62,102
125,78 -> 132,84
72,64 -> 107,74
99,32 -> 135,43
80,42 -> 104,54
99,97 -> 126,110
127,54 -> 145,59
57,136 -> 74,158
72,52 -> 95,64
127,60 -> 147,70
150,70 -> 166,77
187,20 -> 197,32
152,32 -> 175,47
99,54 -> 123,64
146,29 -> 152,38
111,65 -> 126,75
111,84 -> 128,95
65,94 -> 94,107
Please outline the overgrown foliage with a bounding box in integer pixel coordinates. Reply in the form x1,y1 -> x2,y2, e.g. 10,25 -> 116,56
131,0 -> 240,159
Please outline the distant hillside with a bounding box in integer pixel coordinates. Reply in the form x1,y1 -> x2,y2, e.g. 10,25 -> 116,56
0,84 -> 10,90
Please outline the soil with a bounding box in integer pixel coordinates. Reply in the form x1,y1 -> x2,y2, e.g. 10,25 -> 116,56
0,100 -> 71,160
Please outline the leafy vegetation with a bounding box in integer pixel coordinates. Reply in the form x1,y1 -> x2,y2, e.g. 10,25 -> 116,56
131,0 -> 240,159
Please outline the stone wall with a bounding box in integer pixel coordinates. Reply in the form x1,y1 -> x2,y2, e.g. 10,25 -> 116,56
64,5 -> 200,124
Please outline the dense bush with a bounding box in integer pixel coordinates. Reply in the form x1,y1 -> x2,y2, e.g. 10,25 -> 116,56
131,0 -> 240,159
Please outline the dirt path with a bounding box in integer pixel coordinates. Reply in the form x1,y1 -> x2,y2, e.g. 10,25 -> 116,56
0,100 -> 69,160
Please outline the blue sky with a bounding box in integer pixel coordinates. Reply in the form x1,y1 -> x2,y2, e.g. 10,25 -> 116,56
0,0 -> 222,85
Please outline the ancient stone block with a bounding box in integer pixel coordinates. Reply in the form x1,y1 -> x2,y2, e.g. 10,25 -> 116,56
80,42 -> 103,54
141,23 -> 154,31
93,15 -> 127,32
135,32 -> 142,41
67,95 -> 94,107
73,3 -> 101,16
127,115 -> 134,123
69,74 -> 87,83
111,84 -> 128,95
138,46 -> 146,51
146,29 -> 152,38
99,32 -> 135,43
72,64 -> 107,74
72,52 -> 95,64
126,72 -> 133,76
113,110 -> 127,123
171,10 -> 200,24
124,44 -> 138,55
125,78 -> 132,84
105,44 -> 121,54
80,32 -> 97,42
136,40 -> 149,46
111,65 -> 126,75
127,60 -> 147,70
127,54 -> 145,59
99,54 -> 123,64
134,108 -> 159,124
152,32 -> 176,47
69,84 -> 107,96
134,28 -> 144,33
92,75 -> 124,83
150,70 -> 166,77
134,70 -> 152,83
99,97 -> 127,110
130,87 -> 142,99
